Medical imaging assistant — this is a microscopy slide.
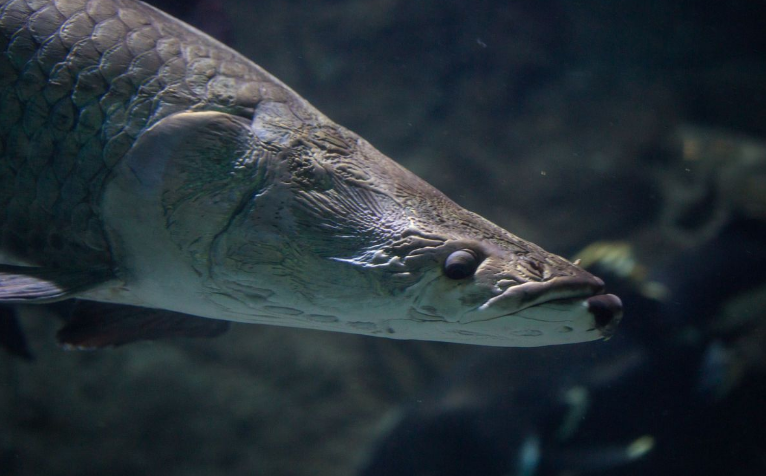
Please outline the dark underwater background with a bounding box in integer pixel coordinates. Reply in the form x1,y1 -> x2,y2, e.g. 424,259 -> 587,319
2,0 -> 766,475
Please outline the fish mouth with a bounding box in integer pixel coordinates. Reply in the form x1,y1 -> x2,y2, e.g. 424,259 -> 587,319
582,293 -> 623,338
467,275 -> 623,338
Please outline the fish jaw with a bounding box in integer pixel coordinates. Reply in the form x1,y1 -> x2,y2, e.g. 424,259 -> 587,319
401,275 -> 622,347
465,275 -> 624,344
385,301 -> 600,347
453,294 -> 623,347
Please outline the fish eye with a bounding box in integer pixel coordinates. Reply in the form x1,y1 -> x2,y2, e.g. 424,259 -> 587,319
443,249 -> 480,280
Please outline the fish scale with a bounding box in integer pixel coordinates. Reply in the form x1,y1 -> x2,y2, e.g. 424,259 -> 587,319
0,0 -> 292,268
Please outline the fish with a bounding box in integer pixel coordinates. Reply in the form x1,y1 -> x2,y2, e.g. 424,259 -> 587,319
0,0 -> 621,349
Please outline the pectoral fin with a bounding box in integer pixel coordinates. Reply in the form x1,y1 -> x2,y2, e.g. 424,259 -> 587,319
0,265 -> 113,303
57,301 -> 231,349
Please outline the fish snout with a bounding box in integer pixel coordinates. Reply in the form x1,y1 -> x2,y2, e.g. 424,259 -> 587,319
509,274 -> 606,305
472,273 -> 605,316
585,293 -> 623,338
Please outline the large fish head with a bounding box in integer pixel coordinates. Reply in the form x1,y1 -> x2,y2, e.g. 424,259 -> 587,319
324,194 -> 623,347
382,229 -> 624,347
214,112 -> 622,346
103,108 -> 620,347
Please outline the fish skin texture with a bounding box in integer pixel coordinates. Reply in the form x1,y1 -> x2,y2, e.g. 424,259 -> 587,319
0,0 -> 300,269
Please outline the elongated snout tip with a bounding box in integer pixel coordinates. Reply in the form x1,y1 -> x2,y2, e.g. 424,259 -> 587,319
586,293 -> 623,338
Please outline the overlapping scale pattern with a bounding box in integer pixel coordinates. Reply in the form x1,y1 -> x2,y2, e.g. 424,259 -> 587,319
0,0 -> 286,267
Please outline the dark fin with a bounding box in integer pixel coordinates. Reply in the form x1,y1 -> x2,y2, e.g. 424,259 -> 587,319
57,301 -> 230,350
0,305 -> 34,360
0,265 -> 113,303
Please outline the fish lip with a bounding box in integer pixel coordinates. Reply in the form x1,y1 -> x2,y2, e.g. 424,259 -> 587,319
483,294 -> 591,321
477,275 -> 605,313
463,278 -> 622,340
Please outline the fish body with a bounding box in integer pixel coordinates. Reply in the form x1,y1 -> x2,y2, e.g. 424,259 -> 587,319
0,0 -> 621,347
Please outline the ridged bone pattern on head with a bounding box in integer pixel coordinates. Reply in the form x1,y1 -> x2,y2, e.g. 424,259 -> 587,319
301,129 -> 619,344
287,125 -> 589,277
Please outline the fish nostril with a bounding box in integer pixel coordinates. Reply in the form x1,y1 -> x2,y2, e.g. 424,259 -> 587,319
586,294 -> 623,333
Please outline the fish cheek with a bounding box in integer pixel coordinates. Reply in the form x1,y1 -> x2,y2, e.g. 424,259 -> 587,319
206,187 -> 372,310
413,274 -> 491,322
209,186 -> 292,275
